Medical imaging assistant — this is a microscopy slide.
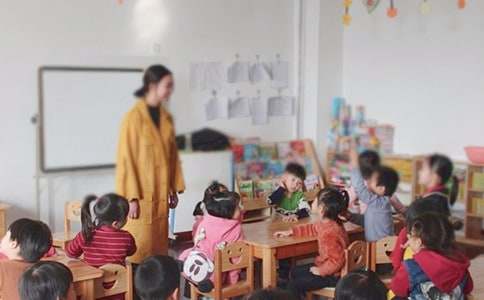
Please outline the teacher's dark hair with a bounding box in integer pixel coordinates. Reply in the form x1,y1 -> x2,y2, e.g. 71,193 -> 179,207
134,65 -> 173,98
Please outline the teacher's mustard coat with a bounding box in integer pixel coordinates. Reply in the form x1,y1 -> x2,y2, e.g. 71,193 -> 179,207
115,99 -> 185,263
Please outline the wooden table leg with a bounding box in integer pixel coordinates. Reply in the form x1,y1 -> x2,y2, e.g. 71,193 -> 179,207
261,248 -> 277,288
75,279 -> 95,300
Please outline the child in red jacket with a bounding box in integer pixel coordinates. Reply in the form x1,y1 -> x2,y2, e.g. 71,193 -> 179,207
388,213 -> 473,299
274,187 -> 349,299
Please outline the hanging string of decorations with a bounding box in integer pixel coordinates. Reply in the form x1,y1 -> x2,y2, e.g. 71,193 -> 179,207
343,0 -> 468,26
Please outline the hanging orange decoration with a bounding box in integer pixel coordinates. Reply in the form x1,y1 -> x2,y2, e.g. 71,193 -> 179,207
458,0 -> 466,9
387,0 -> 398,18
343,0 -> 353,26
117,0 -> 124,5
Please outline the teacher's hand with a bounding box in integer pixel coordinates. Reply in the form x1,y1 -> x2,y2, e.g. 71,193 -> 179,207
169,193 -> 179,209
128,199 -> 140,219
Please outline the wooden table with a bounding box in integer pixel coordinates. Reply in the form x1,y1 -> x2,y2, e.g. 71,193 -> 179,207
242,214 -> 364,288
46,255 -> 103,300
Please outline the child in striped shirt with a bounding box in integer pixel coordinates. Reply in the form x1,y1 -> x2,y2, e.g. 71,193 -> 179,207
66,193 -> 136,300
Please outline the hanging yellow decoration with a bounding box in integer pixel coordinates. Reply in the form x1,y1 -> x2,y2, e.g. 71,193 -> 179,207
420,0 -> 431,15
387,0 -> 398,18
343,0 -> 352,26
458,0 -> 466,9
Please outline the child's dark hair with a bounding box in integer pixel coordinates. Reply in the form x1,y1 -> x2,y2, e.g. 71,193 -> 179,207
285,163 -> 306,181
135,255 -> 180,300
134,64 -> 172,98
204,191 -> 241,219
335,270 -> 387,300
81,193 -> 129,243
407,212 -> 455,256
19,261 -> 73,300
375,166 -> 399,196
246,288 -> 297,300
317,187 -> 349,222
194,181 -> 229,216
358,150 -> 381,180
427,154 -> 459,206
8,218 -> 52,262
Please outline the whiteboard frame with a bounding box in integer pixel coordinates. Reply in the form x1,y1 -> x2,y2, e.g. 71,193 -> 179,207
37,66 -> 144,173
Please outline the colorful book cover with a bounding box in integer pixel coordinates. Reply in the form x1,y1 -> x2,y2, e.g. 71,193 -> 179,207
265,160 -> 285,178
254,179 -> 275,198
259,143 -> 278,161
304,174 -> 320,191
243,144 -> 259,162
247,161 -> 265,179
235,162 -> 248,180
239,180 -> 254,199
232,144 -> 244,163
277,142 -> 291,159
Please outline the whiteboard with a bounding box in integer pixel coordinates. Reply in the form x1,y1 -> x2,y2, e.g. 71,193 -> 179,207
39,67 -> 143,172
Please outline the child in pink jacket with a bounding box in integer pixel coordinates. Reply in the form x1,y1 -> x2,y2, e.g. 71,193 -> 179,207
179,190 -> 244,293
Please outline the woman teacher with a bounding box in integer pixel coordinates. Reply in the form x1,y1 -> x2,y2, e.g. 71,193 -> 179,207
115,65 -> 185,263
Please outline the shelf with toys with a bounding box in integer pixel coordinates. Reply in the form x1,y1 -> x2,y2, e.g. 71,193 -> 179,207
232,139 -> 325,222
465,164 -> 484,240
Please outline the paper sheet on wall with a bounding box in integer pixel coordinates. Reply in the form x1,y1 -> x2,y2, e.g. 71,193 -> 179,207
249,96 -> 268,125
227,61 -> 249,83
268,95 -> 294,116
249,62 -> 272,84
205,96 -> 227,121
228,96 -> 250,118
190,62 -> 224,91
271,60 -> 289,89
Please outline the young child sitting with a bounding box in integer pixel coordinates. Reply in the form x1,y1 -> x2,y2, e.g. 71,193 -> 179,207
135,255 -> 180,300
388,213 -> 473,299
66,193 -> 136,300
192,181 -> 229,236
0,218 -> 67,300
19,261 -> 74,300
335,270 -> 387,300
269,163 -> 310,222
179,190 -> 244,293
274,187 -> 350,299
349,146 -> 399,242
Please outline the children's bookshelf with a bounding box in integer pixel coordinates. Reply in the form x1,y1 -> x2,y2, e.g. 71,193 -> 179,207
465,164 -> 484,241
233,139 -> 325,223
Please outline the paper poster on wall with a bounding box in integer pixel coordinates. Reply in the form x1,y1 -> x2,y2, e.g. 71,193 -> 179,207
270,60 -> 289,89
228,95 -> 250,118
205,93 -> 227,121
268,95 -> 294,116
190,62 -> 224,91
249,96 -> 269,125
227,60 -> 250,83
249,60 -> 272,84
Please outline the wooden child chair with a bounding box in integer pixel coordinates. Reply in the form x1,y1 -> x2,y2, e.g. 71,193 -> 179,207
53,200 -> 82,249
94,262 -> 133,300
370,235 -> 397,286
190,241 -> 254,300
306,240 -> 368,300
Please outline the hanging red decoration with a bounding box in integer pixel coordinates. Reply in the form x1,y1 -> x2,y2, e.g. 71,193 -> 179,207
387,0 -> 398,18
343,0 -> 352,26
458,0 -> 466,9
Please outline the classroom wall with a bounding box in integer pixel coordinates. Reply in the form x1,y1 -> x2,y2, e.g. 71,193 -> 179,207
0,0 -> 297,229
343,1 -> 484,160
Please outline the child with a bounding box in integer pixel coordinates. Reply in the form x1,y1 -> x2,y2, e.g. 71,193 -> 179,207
392,154 -> 460,268
192,181 -> 229,235
179,190 -> 244,293
0,218 -> 58,300
268,163 -> 310,222
349,146 -> 399,242
348,150 -> 406,219
66,193 -> 136,300
335,270 -> 387,300
19,261 -> 74,300
246,288 -> 297,300
388,213 -> 473,299
274,187 -> 350,299
135,255 -> 180,300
